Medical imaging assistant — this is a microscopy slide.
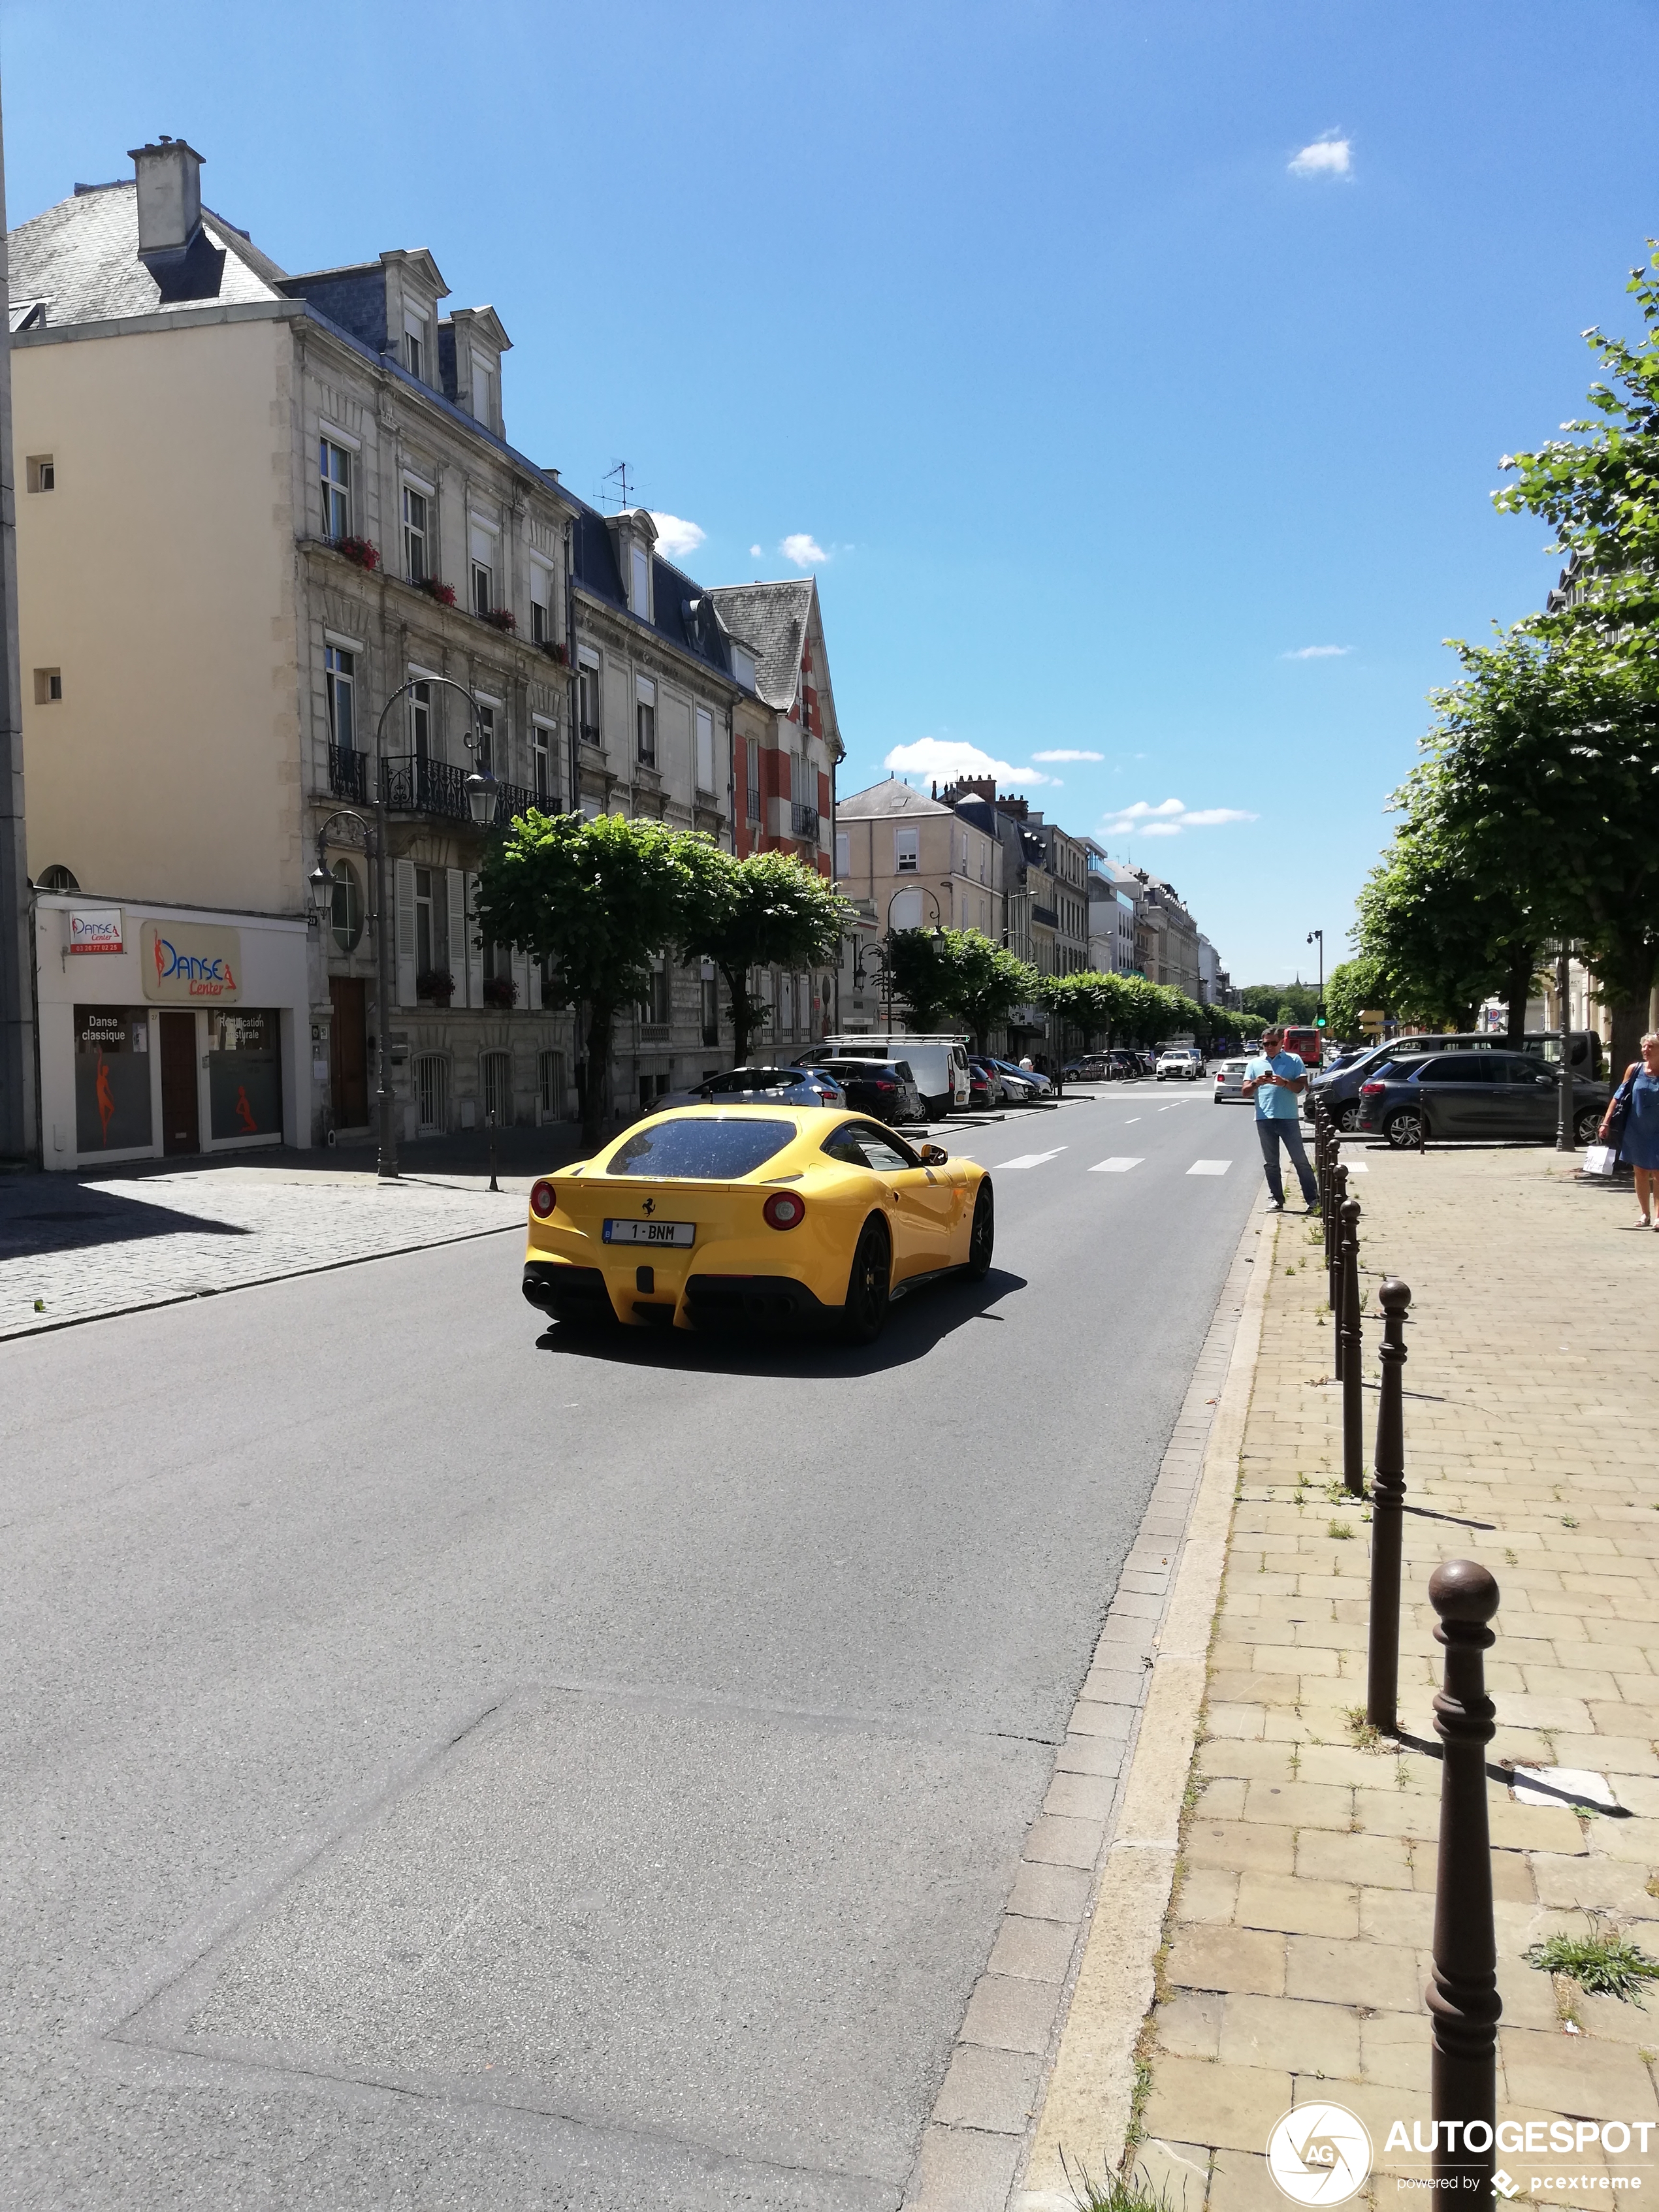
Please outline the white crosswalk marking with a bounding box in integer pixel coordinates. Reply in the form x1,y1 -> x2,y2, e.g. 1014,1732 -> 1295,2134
1090,1157 -> 1144,1173
1187,1159 -> 1232,1176
1344,1159 -> 1369,1172
996,1148 -> 1067,1170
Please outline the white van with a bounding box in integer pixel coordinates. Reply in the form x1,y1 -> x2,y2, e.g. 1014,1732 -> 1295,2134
809,1034 -> 972,1115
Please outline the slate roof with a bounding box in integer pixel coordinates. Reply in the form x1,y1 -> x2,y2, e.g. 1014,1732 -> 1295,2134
704,581 -> 816,711
569,501 -> 750,689
9,181 -> 288,325
837,776 -> 954,821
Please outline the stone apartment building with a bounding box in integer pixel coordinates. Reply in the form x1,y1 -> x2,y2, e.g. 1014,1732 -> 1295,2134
1131,871 -> 1202,1000
1085,848 -> 1143,976
831,777 -> 1004,1033
10,135 -> 841,1164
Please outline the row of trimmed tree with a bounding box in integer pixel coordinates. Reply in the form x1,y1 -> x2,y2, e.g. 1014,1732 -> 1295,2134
1342,246 -> 1659,1071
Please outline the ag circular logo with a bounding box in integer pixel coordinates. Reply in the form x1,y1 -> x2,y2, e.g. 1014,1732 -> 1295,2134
1266,2102 -> 1374,2205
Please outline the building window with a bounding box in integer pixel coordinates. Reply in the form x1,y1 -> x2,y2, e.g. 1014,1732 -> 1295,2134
319,438 -> 351,540
481,1049 -> 512,1125
630,544 -> 651,618
33,668 -> 63,704
890,888 -> 924,930
402,485 -> 429,581
324,645 -> 355,750
835,831 -> 849,878
641,954 -> 669,1027
413,1053 -> 449,1134
894,825 -> 919,873
37,863 -> 79,891
700,965 -> 719,1047
530,562 -> 553,645
636,677 -> 656,767
330,860 -> 364,953
730,645 -> 756,691
746,742 -> 762,823
474,700 -> 496,771
26,456 -> 54,494
695,707 -> 715,795
413,864 -> 449,982
404,316 -> 427,382
532,721 -> 552,805
538,1049 -> 564,1123
578,660 -> 600,745
470,352 -> 494,427
409,678 -> 433,761
472,555 -> 494,617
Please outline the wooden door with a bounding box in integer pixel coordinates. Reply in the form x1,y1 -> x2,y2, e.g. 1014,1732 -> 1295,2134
158,1012 -> 200,1155
329,976 -> 369,1127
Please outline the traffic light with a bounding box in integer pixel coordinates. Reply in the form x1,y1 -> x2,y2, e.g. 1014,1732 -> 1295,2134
1315,1003 -> 1327,1029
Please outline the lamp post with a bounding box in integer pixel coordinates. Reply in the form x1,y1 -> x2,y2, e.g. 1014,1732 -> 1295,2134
1554,941 -> 1575,1154
311,675 -> 494,1179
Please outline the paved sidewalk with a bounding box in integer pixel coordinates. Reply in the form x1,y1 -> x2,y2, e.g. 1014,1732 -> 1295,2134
0,1164 -> 526,1338
1018,1146 -> 1659,2212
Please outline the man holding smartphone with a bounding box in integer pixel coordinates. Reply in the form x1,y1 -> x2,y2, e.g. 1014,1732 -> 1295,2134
1243,1025 -> 1319,1211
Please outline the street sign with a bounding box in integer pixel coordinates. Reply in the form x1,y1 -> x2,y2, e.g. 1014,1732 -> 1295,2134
1359,1009 -> 1386,1033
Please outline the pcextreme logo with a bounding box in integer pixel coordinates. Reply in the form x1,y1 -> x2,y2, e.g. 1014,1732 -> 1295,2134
1268,2104 -> 1374,2205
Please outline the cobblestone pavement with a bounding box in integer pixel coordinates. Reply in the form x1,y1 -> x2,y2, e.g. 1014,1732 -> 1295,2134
1022,1146 -> 1659,2212
0,1164 -> 527,1339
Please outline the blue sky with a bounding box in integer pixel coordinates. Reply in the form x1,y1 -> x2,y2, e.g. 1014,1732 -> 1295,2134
6,1 -> 1656,984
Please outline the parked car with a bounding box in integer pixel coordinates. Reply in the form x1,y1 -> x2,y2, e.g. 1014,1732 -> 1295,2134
661,1066 -> 846,1112
1106,1050 -> 1144,1080
987,1055 -> 1052,1100
805,1057 -> 926,1127
1356,1050 -> 1609,1150
1213,1057 -> 1250,1104
1307,1028 -> 1605,1132
1156,1048 -> 1204,1082
967,1057 -> 1006,1109
809,1034 -> 971,1115
1063,1053 -> 1113,1083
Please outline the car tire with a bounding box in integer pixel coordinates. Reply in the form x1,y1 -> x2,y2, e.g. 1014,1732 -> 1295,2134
841,1217 -> 892,1343
964,1180 -> 995,1281
1574,1106 -> 1603,1146
1336,1102 -> 1360,1132
1384,1109 -> 1424,1151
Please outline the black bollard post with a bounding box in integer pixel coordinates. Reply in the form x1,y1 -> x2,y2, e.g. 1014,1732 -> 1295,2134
1365,1279 -> 1411,1730
1427,1559 -> 1502,2199
487,1108 -> 500,1194
1327,1160 -> 1348,1316
1340,1196 -> 1363,1492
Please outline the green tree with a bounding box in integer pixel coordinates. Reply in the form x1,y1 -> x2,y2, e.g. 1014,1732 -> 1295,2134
1238,982 -> 1320,1029
676,846 -> 852,1067
1353,826 -> 1510,1032
1422,625 -> 1659,1066
477,810 -> 690,1146
882,927 -> 960,1032
1324,957 -> 1390,1044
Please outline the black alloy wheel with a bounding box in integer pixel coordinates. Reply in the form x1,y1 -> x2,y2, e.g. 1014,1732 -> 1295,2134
842,1217 -> 892,1344
965,1179 -> 995,1280
1384,1108 -> 1424,1151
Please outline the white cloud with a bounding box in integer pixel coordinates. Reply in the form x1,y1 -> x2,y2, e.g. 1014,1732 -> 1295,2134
1100,797 -> 1257,839
1031,748 -> 1104,763
1289,135 -> 1351,180
649,511 -> 705,561
749,544 -> 764,559
1282,644 -> 1351,660
781,532 -> 828,567
883,737 -> 1054,787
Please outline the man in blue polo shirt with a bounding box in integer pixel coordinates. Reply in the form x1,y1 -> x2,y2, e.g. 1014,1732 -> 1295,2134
1243,1026 -> 1319,1211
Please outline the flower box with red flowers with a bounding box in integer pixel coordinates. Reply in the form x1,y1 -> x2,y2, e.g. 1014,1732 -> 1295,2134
337,536 -> 381,572
481,607 -> 517,633
413,576 -> 457,607
482,974 -> 519,1009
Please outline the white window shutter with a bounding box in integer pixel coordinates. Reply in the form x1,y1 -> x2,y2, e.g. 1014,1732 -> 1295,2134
465,873 -> 483,1008
528,952 -> 543,1011
446,869 -> 467,1004
395,858 -> 417,1007
513,945 -> 530,1012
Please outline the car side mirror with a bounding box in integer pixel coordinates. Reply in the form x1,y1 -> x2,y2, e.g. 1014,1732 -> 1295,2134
918,1142 -> 949,1166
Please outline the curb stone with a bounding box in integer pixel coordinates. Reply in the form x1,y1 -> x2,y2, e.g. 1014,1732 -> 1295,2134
899,1202 -> 1281,2212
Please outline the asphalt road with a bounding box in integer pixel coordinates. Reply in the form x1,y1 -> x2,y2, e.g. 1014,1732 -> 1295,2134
1,1083 -> 1265,2211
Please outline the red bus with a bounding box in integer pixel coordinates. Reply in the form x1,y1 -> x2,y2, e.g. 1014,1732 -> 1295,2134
1280,1027 -> 1323,1068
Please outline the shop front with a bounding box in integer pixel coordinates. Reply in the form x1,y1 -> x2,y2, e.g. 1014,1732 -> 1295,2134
35,895 -> 310,1170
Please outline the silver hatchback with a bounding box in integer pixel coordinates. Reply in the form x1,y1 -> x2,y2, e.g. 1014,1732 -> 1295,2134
1213,1057 -> 1250,1104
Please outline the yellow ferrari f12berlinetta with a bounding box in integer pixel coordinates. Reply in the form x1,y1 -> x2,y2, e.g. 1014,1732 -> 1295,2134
522,1105 -> 994,1343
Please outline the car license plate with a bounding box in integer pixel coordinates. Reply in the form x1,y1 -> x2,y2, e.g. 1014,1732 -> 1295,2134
602,1218 -> 694,1247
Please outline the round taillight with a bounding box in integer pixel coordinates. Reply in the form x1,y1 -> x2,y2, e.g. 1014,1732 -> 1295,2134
762,1191 -> 807,1230
530,1179 -> 557,1218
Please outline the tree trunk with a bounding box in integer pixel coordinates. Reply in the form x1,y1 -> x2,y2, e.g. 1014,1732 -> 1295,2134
1502,942 -> 1535,1044
1608,994 -> 1647,1086
1592,933 -> 1658,1089
582,1002 -> 612,1147
722,965 -> 749,1066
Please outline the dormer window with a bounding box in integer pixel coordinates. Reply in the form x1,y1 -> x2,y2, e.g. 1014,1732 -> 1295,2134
730,645 -> 756,692
630,545 -> 651,619
404,315 -> 427,382
470,351 -> 494,428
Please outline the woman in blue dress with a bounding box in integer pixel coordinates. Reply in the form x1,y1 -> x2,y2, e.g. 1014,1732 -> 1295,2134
1600,1031 -> 1659,1228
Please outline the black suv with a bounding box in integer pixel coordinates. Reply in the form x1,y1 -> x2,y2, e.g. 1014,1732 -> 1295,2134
803,1058 -> 926,1128
1309,1029 -> 1603,1132
1357,1051 -> 1609,1149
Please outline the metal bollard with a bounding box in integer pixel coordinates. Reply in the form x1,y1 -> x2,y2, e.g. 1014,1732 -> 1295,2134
1365,1279 -> 1411,1729
1427,1559 -> 1502,2198
1340,1196 -> 1363,1490
1327,1160 -> 1348,1313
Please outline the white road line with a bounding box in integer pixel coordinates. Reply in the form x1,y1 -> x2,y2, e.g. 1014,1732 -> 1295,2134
1344,1160 -> 1369,1172
1187,1159 -> 1233,1176
1089,1157 -> 1144,1173
1123,1117 -> 1142,1124
995,1148 -> 1068,1170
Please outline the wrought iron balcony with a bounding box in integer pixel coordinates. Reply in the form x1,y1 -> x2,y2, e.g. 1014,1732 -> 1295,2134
1031,903 -> 1059,927
791,802 -> 820,841
328,744 -> 369,804
379,752 -> 538,828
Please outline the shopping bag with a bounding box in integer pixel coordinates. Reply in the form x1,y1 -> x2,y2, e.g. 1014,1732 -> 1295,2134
1583,1144 -> 1619,1178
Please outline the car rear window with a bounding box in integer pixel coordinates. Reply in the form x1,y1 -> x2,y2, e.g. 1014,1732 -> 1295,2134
604,1116 -> 796,1179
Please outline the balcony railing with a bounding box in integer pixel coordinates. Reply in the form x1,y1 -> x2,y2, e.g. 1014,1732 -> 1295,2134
791,802 -> 820,841
379,752 -> 538,828
329,744 -> 369,803
1031,903 -> 1059,927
